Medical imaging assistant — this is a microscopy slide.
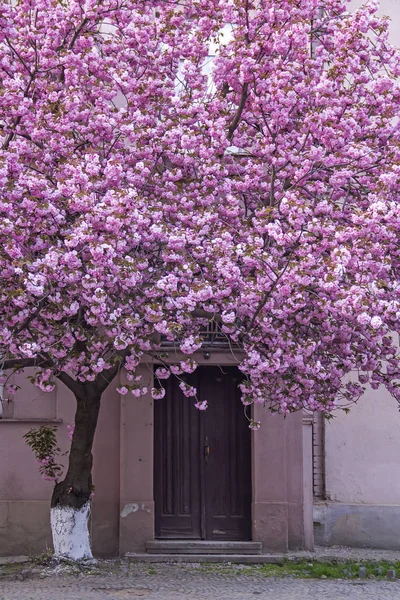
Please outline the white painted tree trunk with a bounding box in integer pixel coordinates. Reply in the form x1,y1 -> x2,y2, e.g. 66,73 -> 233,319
50,502 -> 93,560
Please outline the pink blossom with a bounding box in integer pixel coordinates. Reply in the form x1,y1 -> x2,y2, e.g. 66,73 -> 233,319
155,368 -> 170,380
195,400 -> 208,411
179,382 -> 197,397
151,387 -> 166,400
370,316 -> 383,330
117,386 -> 129,396
67,424 -> 75,441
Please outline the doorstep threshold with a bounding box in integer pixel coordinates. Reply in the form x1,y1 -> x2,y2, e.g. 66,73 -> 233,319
126,553 -> 284,564
146,540 -> 262,555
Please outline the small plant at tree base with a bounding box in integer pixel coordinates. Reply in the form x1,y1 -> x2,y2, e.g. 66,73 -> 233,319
24,426 -> 64,483
32,546 -> 57,566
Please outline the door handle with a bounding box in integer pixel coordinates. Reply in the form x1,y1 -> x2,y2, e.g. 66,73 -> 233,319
204,437 -> 210,464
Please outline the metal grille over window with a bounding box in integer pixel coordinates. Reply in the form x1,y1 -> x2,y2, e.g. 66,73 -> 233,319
161,321 -> 236,350
312,412 -> 326,499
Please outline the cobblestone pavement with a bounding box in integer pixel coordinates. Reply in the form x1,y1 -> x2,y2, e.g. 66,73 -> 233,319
290,545 -> 400,563
1,563 -> 400,600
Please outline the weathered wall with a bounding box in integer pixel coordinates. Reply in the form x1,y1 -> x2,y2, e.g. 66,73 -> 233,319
316,386 -> 400,549
325,387 -> 400,505
0,371 -> 121,557
251,407 -> 312,552
314,0 -> 400,550
118,364 -> 155,556
0,371 -> 75,556
91,381 -> 122,557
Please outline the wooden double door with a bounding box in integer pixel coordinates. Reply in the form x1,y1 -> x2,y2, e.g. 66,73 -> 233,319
154,366 -> 252,541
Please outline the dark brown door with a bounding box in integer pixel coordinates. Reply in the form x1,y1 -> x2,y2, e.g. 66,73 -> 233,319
154,366 -> 251,541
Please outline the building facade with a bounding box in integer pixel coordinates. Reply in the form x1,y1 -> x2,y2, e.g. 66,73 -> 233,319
1,355 -> 399,557
0,357 -> 314,557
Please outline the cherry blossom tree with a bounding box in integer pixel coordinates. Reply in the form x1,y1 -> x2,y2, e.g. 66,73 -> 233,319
1,0 -> 400,559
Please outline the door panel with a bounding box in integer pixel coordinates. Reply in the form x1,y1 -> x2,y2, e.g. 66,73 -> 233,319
154,375 -> 202,538
202,368 -> 252,540
154,366 -> 251,541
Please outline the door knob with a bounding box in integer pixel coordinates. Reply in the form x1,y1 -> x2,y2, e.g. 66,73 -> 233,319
204,436 -> 210,464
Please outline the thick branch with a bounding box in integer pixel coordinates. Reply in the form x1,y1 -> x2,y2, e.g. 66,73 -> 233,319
56,371 -> 86,399
0,356 -> 52,370
15,298 -> 48,335
95,351 -> 129,394
69,18 -> 90,50
228,83 -> 249,141
2,70 -> 37,151
2,116 -> 22,151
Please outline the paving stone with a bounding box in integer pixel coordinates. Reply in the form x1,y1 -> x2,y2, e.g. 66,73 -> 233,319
0,556 -> 30,565
0,563 -> 400,600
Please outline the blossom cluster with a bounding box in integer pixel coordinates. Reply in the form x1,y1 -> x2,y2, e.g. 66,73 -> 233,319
1,0 -> 400,415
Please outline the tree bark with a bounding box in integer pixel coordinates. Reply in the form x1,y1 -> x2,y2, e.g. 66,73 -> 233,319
50,383 -> 101,560
52,384 -> 101,509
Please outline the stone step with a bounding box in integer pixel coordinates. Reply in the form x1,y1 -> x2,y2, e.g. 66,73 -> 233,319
146,541 -> 263,555
127,553 -> 284,564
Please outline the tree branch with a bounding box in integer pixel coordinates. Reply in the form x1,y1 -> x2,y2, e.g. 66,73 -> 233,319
228,83 -> 249,141
56,371 -> 85,399
69,18 -> 90,50
14,298 -> 48,335
2,69 -> 37,151
95,358 -> 125,395
0,357 -> 52,370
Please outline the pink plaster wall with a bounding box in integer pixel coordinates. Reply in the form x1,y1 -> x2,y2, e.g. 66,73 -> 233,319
92,379 -> 121,556
1,355 -> 311,556
0,372 -> 123,556
325,386 -> 400,505
0,373 -> 75,555
0,371 -> 75,502
251,407 -> 313,551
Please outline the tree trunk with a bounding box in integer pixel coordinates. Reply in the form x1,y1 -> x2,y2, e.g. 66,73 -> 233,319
50,385 -> 101,560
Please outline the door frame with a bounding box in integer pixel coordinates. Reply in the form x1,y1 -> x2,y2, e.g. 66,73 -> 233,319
153,364 -> 252,541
